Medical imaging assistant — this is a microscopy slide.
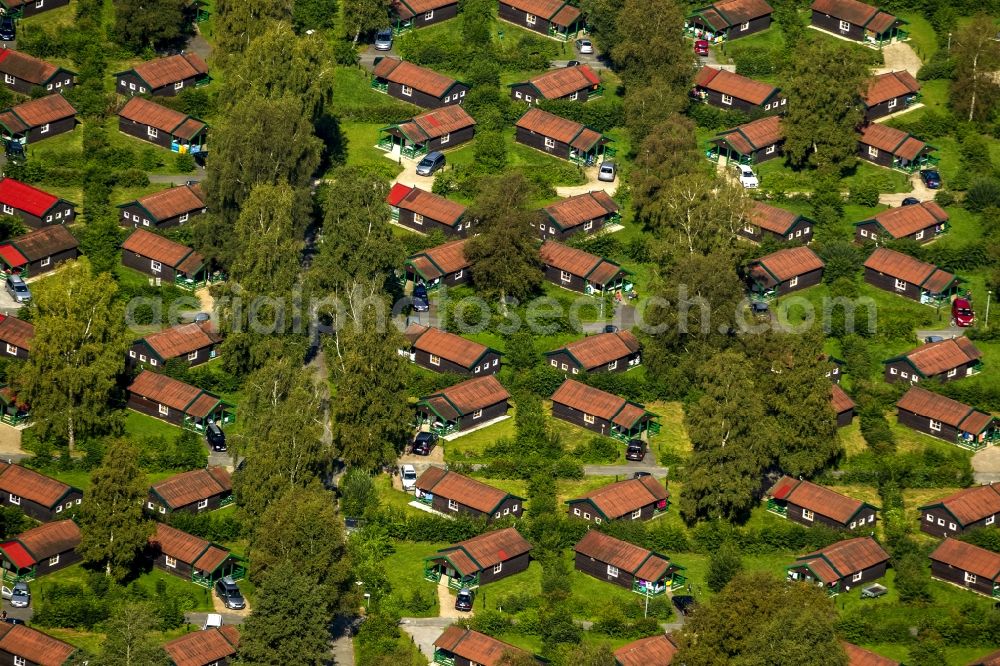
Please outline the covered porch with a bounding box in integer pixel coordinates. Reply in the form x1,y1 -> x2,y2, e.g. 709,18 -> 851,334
632,567 -> 686,597
610,415 -> 660,444
414,410 -> 458,437
191,555 -> 247,589
182,402 -> 236,434
865,24 -> 908,49
423,555 -> 480,590
569,140 -> 615,167
0,386 -> 29,426
956,425 -> 999,451
786,564 -> 840,596
892,151 -> 938,173
378,124 -> 429,160
706,141 -> 754,166
174,269 -> 225,291
683,18 -> 727,44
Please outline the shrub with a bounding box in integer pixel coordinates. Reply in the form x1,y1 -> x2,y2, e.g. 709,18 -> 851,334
706,540 -> 744,592
849,181 -> 880,207
174,153 -> 196,173
934,189 -> 956,206
468,609 -> 513,636
965,177 -> 1000,212
571,437 -> 618,464
116,168 -> 149,188
731,46 -> 778,77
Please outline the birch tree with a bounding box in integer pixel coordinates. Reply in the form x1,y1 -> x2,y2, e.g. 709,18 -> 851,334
951,16 -> 1000,123
98,602 -> 169,666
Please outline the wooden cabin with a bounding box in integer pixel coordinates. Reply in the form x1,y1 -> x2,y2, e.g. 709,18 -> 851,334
387,184 -> 470,236
766,476 -> 878,530
573,530 -> 684,596
1,0 -> 71,16
118,97 -> 207,154
148,467 -> 233,515
0,177 -> 75,229
0,48 -> 74,95
371,57 -> 468,108
514,107 -> 610,165
831,384 -> 856,428
686,0 -> 773,42
882,337 -> 982,385
416,375 -> 510,436
129,322 -> 221,370
0,624 -> 75,666
896,386 -> 996,449
855,201 -> 949,245
121,228 -> 208,284
615,634 -> 680,666
390,0 -> 459,31
405,239 -> 469,288
929,538 -> 1000,597
0,225 -> 79,277
0,315 -> 32,360
0,463 -> 81,522
414,468 -> 523,521
746,246 -> 824,298
550,379 -> 657,440
0,520 -> 81,582
786,537 -> 889,596
163,626 -> 240,666
379,105 -> 476,158
537,190 -> 620,240
423,527 -> 532,589
810,0 -> 905,47
692,67 -> 786,114
566,476 -> 669,523
127,370 -> 235,430
148,522 -> 245,586
709,115 -> 785,165
740,200 -> 812,244
0,94 -> 76,145
546,331 -> 641,374
863,248 -> 959,303
539,241 -> 628,294
509,65 -> 602,104
118,183 -> 206,230
863,71 -> 921,121
433,625 -> 535,666
115,53 -> 209,97
401,324 -> 501,375
919,484 -> 1000,539
498,0 -> 582,39
858,123 -> 934,172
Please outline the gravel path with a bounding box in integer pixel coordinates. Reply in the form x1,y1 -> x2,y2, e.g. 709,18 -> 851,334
874,42 -> 923,78
555,166 -> 618,198
878,172 -> 934,206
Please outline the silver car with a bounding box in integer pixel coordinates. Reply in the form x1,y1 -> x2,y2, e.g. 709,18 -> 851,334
598,161 -> 616,182
2,582 -> 29,608
375,28 -> 393,51
4,275 -> 29,303
576,38 -> 594,54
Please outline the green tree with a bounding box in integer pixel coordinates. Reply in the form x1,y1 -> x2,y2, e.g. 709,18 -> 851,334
79,214 -> 126,275
293,0 -> 338,32
343,0 -> 388,42
214,0 -> 292,56
950,15 -> 1000,123
630,115 -> 701,216
465,174 -> 542,304
173,429 -> 209,470
674,572 -> 848,666
473,130 -> 508,173
908,634 -> 947,666
339,467 -> 380,517
0,214 -> 25,243
78,440 -> 154,580
706,539 -> 744,592
227,183 -> 304,292
783,41 -> 869,171
113,0 -> 190,52
16,258 -> 128,449
610,0 -> 690,91
97,601 -> 170,666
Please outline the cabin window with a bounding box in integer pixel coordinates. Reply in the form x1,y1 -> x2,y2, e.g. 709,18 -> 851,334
448,499 -> 458,511
549,226 -> 556,234
631,509 -> 641,520
900,371 -> 909,379
965,572 -> 977,583
607,565 -> 619,577
572,368 -> 579,374
76,498 -> 81,505
198,499 -> 208,509
781,98 -> 786,105
608,360 -> 618,370
946,369 -> 957,378
795,230 -> 802,237
544,137 -> 556,149
850,521 -> 856,528
413,213 -> 424,226
929,419 -> 942,431
129,82 -> 136,90
868,515 -> 875,523
424,9 -> 433,19
988,516 -> 996,525
914,230 -> 924,240
495,511 -> 501,518
139,354 -> 147,362
148,501 -> 155,510
503,507 -> 510,516
525,95 -> 533,103
139,86 -> 146,92
871,234 -> 879,241
2,75 -> 12,84
512,504 -> 519,512
569,92 -> 578,101
937,518 -> 945,526
5,344 -> 16,356
560,363 -> 568,370
440,133 -> 450,144
550,359 -> 557,367
789,276 -> 799,287
573,507 -> 580,516
148,127 -> 158,138
165,556 -> 177,568
721,94 -> 733,106
852,571 -> 862,582
49,555 -> 59,566
187,351 -> 199,361
868,146 -> 879,158
860,229 -> 868,237
492,359 -> 498,367
65,78 -> 70,85
949,522 -> 957,530
787,233 -> 794,240
36,255 -> 50,268
473,409 -> 483,420
583,512 -> 591,519
159,506 -> 166,514
515,91 -> 522,99
151,260 -> 162,273
765,103 -> 771,110
454,270 -> 463,279
894,279 -> 907,291
887,98 -> 897,109
429,354 -> 441,366
14,657 -> 25,666
525,12 -> 536,24
740,21 -> 750,30
174,81 -> 184,91
765,145 -> 776,155
583,413 -> 595,424
804,227 -> 811,234
150,359 -> 158,366
179,213 -> 189,223
584,220 -> 593,231
444,95 -> 451,103
801,509 -> 814,522
56,505 -> 62,513
560,270 -> 572,283
8,494 -> 18,505
401,85 -> 413,97
839,19 -> 850,31
889,368 -> 897,375
926,514 -> 934,522
460,91 -> 465,98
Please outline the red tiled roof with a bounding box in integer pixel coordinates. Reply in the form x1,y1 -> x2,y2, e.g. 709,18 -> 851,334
399,105 -> 476,142
895,337 -> 982,377
433,626 -> 529,666
831,384 -> 855,414
615,634 -> 679,666
387,183 -> 412,206
421,375 -> 509,421
0,624 -> 74,666
694,67 -> 779,106
550,379 -> 650,428
152,467 -> 232,510
716,115 -> 784,155
398,187 -> 466,226
516,107 -> 603,151
543,191 -> 619,231
502,0 -> 565,20
573,476 -> 669,519
0,49 -> 62,86
548,331 -> 640,371
549,3 -> 581,27
433,527 -> 532,576
841,641 -> 899,666
122,228 -> 203,270
163,627 -> 239,666
751,201 -> 801,235
810,0 -> 878,25
392,0 -> 456,18
522,65 -> 600,99
2,94 -> 75,128
16,520 -> 80,561
119,97 -> 206,136
127,369 -> 220,417
865,202 -> 948,239
0,177 -> 60,217
863,247 -> 952,289
8,225 -> 77,262
407,240 -> 468,280
0,245 -> 26,269
0,463 -> 74,508
415,468 -> 517,514
539,242 -> 623,286
753,246 -> 824,281
859,124 -> 927,161
130,53 -> 208,90
919,484 -> 1000,527
150,522 -> 232,571
407,325 -> 492,368
767,476 -> 868,523
372,57 -> 459,98
863,71 -> 920,106
930,538 -> 1000,581
0,316 -> 33,351
141,322 -> 220,360
130,184 -> 205,221
0,541 -> 33,569
574,530 -> 671,579
796,537 -> 889,582
897,386 -> 993,434
705,0 -> 773,23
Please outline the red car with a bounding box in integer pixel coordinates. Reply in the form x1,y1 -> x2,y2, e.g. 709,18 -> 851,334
952,298 -> 975,327
694,40 -> 709,56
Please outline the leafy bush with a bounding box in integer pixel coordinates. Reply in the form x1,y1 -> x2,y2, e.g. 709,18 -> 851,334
116,168 -> 149,188
536,97 -> 625,134
731,46 -> 779,77
965,177 -> 1000,212
849,181 -> 880,207
33,583 -> 110,630
571,436 -> 619,463
174,153 -> 196,173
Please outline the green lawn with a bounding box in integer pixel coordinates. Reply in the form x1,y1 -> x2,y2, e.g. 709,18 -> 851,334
382,540 -> 445,617
897,12 -> 938,62
443,128 -> 587,188
757,158 -> 911,195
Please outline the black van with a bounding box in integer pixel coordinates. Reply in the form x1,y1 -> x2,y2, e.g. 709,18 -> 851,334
206,423 -> 226,452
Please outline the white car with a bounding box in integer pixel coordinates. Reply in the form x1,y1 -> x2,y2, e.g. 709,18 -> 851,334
736,165 -> 759,188
576,38 -> 593,54
401,464 -> 418,491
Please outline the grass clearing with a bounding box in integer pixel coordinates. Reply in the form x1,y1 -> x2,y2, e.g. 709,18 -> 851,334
383,540 -> 446,617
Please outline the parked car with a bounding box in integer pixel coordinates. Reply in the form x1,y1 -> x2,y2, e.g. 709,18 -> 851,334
920,169 -> 941,189
952,297 -> 975,327
203,613 -> 223,630
0,16 -> 15,42
694,40 -> 709,56
412,432 -> 437,456
862,583 -> 888,599
901,197 -> 920,206
633,471 -> 651,479
672,595 -> 695,616
412,283 -> 429,312
5,275 -> 29,303
215,576 -> 245,610
603,324 -> 619,333
1,617 -> 24,625
625,439 -> 647,462
206,423 -> 226,452
736,164 -> 759,188
2,583 -> 29,609
401,464 -> 418,490
374,28 -> 394,51
598,161 -> 616,182
193,312 -> 211,323
416,151 -> 446,176
751,301 -> 769,317
576,38 -> 593,54
565,60 -> 581,67
455,588 -> 473,612
924,335 -> 945,344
